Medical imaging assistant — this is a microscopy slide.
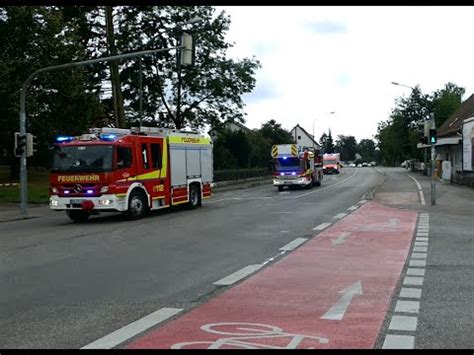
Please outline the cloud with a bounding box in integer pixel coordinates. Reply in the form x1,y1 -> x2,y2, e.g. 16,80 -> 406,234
243,79 -> 281,104
337,73 -> 351,88
306,19 -> 347,34
251,42 -> 277,56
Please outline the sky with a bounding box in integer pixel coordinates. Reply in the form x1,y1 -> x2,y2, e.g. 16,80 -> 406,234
214,6 -> 474,142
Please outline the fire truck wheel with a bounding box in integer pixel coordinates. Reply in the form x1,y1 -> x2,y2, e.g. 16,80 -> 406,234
66,210 -> 90,222
277,186 -> 284,192
188,184 -> 201,209
125,189 -> 148,220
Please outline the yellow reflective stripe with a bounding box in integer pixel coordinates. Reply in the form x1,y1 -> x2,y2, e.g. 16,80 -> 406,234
172,199 -> 189,205
115,193 -> 127,197
127,170 -> 160,181
168,136 -> 211,144
271,146 -> 278,157
291,144 -> 298,156
152,196 -> 165,200
161,139 -> 168,179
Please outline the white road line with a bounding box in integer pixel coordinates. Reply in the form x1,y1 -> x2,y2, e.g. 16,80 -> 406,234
412,253 -> 427,259
81,307 -> 183,349
285,169 -> 359,199
347,205 -> 359,211
213,264 -> 263,286
276,211 -> 293,214
406,268 -> 425,276
279,237 -> 308,251
416,237 -> 429,242
389,315 -> 418,331
382,335 -> 415,349
414,242 -> 429,247
404,276 -> 424,286
400,287 -> 422,299
408,174 -> 426,205
280,230 -> 289,233
358,199 -> 368,204
333,213 -> 347,219
413,246 -> 428,252
409,259 -> 427,267
395,300 -> 420,314
313,222 -> 332,231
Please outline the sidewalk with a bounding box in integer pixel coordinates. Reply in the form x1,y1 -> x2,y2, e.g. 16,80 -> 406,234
373,168 -> 474,349
0,203 -> 50,223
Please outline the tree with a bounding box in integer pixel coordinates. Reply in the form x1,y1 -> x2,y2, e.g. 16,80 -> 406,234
357,139 -> 376,162
375,82 -> 464,166
112,6 -> 261,129
319,129 -> 334,153
335,135 -> 357,161
258,119 -> 294,145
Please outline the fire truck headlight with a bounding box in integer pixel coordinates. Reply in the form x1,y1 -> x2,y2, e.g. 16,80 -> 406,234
51,187 -> 58,194
99,199 -> 113,206
50,199 -> 59,207
100,186 -> 109,193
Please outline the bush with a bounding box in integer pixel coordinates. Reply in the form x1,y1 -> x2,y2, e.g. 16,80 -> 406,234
214,167 -> 270,182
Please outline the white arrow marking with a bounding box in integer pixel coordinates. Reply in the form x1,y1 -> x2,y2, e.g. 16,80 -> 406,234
331,232 -> 352,246
386,218 -> 400,228
321,281 -> 363,320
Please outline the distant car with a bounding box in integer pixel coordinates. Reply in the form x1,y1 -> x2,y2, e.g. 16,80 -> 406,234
362,162 -> 368,167
370,161 -> 376,166
349,163 -> 356,167
357,163 -> 363,168
367,163 -> 372,167
400,160 -> 408,168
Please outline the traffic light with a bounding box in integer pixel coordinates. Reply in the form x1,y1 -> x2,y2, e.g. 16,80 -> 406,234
26,133 -> 37,157
14,132 -> 27,157
417,122 -> 428,144
429,129 -> 437,144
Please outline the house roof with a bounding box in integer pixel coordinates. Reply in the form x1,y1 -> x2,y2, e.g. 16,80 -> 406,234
438,94 -> 474,137
290,124 -> 320,147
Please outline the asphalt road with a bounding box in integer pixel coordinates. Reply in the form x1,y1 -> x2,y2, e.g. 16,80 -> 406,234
0,167 -> 384,349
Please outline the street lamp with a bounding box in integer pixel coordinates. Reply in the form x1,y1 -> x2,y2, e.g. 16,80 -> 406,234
391,81 -> 415,90
313,111 -> 335,151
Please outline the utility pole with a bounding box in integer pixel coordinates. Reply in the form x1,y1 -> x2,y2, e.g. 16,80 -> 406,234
105,6 -> 125,128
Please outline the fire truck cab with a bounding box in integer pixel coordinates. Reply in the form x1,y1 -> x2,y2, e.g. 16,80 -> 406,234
271,144 -> 324,191
49,126 -> 213,222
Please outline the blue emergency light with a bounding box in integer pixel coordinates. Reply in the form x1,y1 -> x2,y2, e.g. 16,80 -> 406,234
100,134 -> 116,141
56,136 -> 74,142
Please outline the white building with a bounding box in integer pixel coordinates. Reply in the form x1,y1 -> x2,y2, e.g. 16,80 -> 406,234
289,124 -> 320,150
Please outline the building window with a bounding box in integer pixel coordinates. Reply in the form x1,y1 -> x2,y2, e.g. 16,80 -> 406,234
298,136 -> 301,140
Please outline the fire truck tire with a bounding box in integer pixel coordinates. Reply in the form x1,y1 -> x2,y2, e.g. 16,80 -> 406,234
188,184 -> 201,209
125,189 -> 148,220
66,210 -> 90,222
277,186 -> 284,192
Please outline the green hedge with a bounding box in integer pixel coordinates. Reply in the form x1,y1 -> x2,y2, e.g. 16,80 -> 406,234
214,167 -> 271,182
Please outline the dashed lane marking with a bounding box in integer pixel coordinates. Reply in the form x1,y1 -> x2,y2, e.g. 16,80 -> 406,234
213,265 -> 263,286
395,300 -> 420,314
388,316 -> 418,331
312,222 -> 332,231
279,238 -> 308,251
81,308 -> 183,349
399,288 -> 422,299
382,335 -> 415,349
333,213 -> 347,219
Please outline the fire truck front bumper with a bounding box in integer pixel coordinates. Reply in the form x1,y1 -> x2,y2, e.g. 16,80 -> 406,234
273,177 -> 310,186
49,194 -> 128,212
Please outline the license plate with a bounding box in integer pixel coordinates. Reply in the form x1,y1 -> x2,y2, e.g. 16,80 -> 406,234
70,199 -> 85,204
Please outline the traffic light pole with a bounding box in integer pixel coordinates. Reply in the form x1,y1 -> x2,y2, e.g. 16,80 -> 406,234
18,46 -> 183,216
431,143 -> 436,205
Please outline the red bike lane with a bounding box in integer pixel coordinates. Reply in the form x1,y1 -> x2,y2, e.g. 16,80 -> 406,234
126,201 -> 417,349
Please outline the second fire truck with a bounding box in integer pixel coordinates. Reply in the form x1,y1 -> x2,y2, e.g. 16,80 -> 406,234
49,126 -> 213,222
271,144 -> 324,191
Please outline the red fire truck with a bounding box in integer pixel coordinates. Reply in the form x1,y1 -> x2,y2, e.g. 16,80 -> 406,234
49,127 -> 213,222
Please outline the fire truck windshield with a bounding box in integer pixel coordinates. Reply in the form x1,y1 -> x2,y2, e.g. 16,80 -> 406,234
52,145 -> 113,173
324,159 -> 337,164
275,157 -> 301,170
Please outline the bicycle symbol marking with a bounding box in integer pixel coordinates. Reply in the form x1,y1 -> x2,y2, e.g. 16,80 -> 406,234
170,322 -> 329,349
